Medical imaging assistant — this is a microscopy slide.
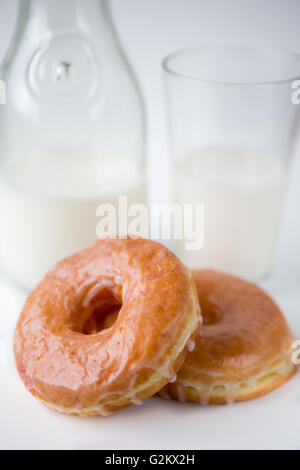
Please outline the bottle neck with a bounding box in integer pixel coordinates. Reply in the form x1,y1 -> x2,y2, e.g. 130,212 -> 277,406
17,0 -> 111,35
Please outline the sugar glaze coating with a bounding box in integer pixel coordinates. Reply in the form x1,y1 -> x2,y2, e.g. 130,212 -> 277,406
160,270 -> 297,404
14,238 -> 200,416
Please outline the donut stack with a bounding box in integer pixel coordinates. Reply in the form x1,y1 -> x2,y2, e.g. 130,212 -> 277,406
14,238 -> 297,416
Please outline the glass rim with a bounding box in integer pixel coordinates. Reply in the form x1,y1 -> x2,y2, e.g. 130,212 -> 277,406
162,45 -> 300,87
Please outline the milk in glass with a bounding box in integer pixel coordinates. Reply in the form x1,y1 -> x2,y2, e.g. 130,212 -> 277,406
174,147 -> 287,280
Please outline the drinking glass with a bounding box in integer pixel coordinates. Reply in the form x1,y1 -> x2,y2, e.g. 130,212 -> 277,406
163,46 -> 300,280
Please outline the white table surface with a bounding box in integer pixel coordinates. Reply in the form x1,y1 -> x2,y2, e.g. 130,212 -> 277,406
0,271 -> 300,451
0,0 -> 300,451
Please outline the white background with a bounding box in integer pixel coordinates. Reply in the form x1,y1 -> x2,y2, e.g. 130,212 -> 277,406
0,0 -> 300,450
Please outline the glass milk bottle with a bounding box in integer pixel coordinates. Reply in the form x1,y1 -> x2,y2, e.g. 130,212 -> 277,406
0,0 -> 146,290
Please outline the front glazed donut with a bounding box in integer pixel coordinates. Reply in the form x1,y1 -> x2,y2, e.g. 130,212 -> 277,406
160,270 -> 297,405
14,238 -> 200,416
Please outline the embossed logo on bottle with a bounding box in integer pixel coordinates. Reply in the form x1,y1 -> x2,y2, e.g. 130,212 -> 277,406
0,80 -> 6,104
27,35 -> 102,102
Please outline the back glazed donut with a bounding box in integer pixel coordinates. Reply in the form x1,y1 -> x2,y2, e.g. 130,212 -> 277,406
14,238 -> 200,416
160,270 -> 297,405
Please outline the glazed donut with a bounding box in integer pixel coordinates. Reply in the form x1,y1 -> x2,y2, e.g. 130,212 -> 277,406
160,270 -> 297,405
14,238 -> 200,416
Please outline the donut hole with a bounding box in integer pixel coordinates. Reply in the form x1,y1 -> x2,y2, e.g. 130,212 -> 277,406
202,298 -> 223,326
73,287 -> 122,335
82,304 -> 121,335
